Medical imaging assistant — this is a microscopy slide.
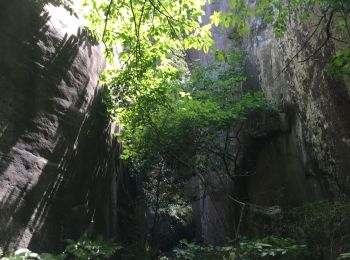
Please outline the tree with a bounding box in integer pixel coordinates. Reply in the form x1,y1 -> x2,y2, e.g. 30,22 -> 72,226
82,0 -> 213,133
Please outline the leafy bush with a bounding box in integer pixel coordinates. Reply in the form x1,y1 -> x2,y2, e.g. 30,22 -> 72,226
173,236 -> 307,260
238,236 -> 308,260
0,249 -> 40,260
173,240 -> 235,260
0,237 -> 122,260
283,201 -> 350,259
63,237 -> 122,259
124,49 -> 277,170
338,252 -> 350,259
326,49 -> 350,77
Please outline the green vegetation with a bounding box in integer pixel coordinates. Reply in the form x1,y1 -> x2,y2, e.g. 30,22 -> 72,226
237,236 -> 308,260
2,201 -> 350,259
63,237 -> 122,259
173,236 -> 308,260
213,0 -> 350,79
241,200 -> 350,260
83,0 -> 213,133
125,50 -> 276,170
21,0 -> 350,259
78,0 -> 350,166
126,50 -> 277,257
326,49 -> 350,77
0,249 -> 41,260
0,237 -> 122,260
283,201 -> 350,259
339,252 -> 350,259
78,0 -> 350,258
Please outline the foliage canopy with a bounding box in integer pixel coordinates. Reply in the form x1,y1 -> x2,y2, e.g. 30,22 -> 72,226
80,0 -> 350,150
83,0 -> 213,130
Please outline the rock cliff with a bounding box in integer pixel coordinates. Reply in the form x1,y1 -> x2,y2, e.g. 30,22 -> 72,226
244,6 -> 350,205
0,0 -> 119,252
188,0 -> 350,245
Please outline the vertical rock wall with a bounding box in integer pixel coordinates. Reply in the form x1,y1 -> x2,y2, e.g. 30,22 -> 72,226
189,0 -> 350,244
0,0 -> 119,252
244,6 -> 350,204
187,0 -> 237,245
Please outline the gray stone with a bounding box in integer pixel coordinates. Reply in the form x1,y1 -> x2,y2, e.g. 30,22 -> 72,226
243,5 -> 350,203
187,0 -> 350,244
0,0 -> 118,253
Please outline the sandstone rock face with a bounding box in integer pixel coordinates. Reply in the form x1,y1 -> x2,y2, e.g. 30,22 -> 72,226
189,1 -> 350,244
187,0 -> 237,245
187,0 -> 234,67
244,8 -> 350,204
0,0 -> 118,252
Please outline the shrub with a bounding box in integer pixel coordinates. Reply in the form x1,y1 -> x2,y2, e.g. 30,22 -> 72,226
172,236 -> 307,260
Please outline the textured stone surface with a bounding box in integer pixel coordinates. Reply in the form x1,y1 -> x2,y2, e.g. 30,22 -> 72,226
187,0 -> 234,67
0,0 -> 118,252
244,7 -> 350,203
186,0 -> 237,245
189,0 -> 350,244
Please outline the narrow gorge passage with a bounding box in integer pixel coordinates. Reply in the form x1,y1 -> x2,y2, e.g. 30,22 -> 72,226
0,0 -> 350,259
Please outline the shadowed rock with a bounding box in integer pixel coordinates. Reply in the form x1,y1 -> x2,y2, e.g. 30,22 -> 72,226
0,0 -> 119,253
